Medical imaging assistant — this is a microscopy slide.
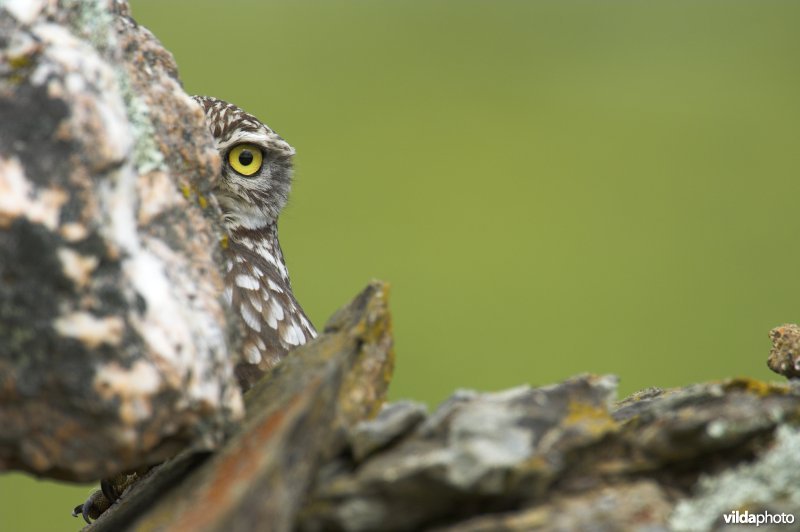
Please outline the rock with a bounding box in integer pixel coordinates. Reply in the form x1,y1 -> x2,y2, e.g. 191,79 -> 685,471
434,480 -> 673,532
85,281 -> 394,532
0,0 -> 242,482
614,379 -> 797,464
348,400 -> 427,462
670,425 -> 800,532
298,375 -> 620,532
297,377 -> 800,532
767,324 -> 800,379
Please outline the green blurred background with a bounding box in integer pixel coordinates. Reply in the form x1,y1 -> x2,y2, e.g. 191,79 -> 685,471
4,0 -> 800,529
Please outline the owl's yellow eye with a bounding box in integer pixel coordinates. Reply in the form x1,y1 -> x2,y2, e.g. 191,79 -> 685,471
228,144 -> 263,176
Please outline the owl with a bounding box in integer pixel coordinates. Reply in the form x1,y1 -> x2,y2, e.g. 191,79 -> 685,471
193,96 -> 316,391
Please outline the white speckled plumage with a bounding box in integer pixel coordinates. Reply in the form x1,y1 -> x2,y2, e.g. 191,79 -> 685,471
193,95 -> 316,390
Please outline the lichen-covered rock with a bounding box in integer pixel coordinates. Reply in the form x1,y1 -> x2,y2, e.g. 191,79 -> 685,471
435,480 -> 673,532
614,379 -> 797,464
348,400 -> 427,462
767,323 -> 800,379
85,281 -> 395,532
299,374 -> 620,532
297,377 -> 800,532
67,318 -> 800,532
0,0 -> 242,482
670,425 -> 800,532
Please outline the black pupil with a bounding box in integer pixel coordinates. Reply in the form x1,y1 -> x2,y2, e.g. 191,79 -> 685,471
238,150 -> 254,166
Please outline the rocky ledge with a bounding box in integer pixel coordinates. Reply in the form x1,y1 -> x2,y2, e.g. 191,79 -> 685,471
87,286 -> 800,532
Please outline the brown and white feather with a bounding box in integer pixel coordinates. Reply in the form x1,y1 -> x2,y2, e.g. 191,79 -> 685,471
193,95 -> 316,391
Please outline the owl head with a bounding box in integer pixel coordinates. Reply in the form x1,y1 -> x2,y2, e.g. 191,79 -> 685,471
192,95 -> 295,231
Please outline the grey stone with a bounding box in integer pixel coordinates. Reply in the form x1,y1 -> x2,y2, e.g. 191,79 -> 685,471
349,400 -> 427,462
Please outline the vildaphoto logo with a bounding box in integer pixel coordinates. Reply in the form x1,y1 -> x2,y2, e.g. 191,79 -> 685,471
722,510 -> 795,526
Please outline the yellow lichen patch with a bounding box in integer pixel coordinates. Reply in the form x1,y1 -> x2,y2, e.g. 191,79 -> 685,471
9,54 -> 32,69
513,454 -> 552,478
219,234 -> 229,249
565,400 -> 618,436
721,378 -> 788,397
337,282 -> 394,424
177,183 -> 209,209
